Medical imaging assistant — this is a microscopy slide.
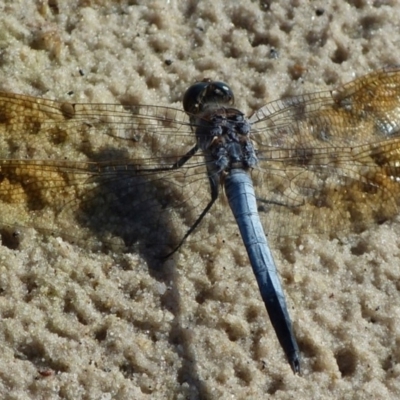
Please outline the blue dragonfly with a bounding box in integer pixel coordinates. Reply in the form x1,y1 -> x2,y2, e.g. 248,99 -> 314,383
1,66 -> 400,373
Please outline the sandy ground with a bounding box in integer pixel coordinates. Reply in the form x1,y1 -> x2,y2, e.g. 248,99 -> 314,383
0,0 -> 400,399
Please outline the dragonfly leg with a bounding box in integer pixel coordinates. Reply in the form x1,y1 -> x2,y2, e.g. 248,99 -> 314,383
162,155 -> 219,259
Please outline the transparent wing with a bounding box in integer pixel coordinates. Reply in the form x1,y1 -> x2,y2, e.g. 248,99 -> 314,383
250,66 -> 400,237
2,66 -> 400,254
0,92 -> 217,254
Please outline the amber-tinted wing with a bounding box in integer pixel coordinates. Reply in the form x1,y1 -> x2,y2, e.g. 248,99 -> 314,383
0,92 -> 214,254
1,66 -> 400,253
250,66 -> 400,237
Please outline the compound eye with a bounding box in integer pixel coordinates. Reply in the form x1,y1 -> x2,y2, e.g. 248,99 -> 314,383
183,80 -> 234,115
183,81 -> 209,114
208,81 -> 234,105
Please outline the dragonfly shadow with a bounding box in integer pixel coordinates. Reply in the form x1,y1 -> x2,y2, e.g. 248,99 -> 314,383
75,147 -> 212,391
71,147 -> 184,268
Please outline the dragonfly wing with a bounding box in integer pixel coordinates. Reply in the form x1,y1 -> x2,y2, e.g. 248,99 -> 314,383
0,92 -> 215,254
251,66 -> 400,237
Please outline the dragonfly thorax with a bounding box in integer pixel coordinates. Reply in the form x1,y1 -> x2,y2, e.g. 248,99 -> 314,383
193,107 -> 257,173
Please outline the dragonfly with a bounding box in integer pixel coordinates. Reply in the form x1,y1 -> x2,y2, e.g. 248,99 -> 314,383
1,66 -> 400,374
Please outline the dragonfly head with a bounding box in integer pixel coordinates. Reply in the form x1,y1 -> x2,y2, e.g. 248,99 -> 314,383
183,80 -> 235,116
